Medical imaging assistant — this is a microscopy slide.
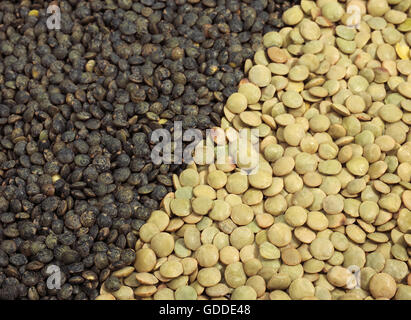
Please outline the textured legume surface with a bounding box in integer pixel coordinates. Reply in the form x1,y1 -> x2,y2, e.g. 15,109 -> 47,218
0,0 -> 299,300
98,0 -> 411,300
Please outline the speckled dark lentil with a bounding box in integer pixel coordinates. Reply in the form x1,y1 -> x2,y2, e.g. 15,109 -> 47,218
0,0 -> 298,300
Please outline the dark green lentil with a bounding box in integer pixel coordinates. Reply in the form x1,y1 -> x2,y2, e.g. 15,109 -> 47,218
0,0 -> 298,300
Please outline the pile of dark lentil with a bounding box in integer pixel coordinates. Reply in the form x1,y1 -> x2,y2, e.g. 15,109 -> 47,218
0,0 -> 299,300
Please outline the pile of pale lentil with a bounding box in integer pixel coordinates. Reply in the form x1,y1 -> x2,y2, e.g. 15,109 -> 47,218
96,0 -> 411,300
